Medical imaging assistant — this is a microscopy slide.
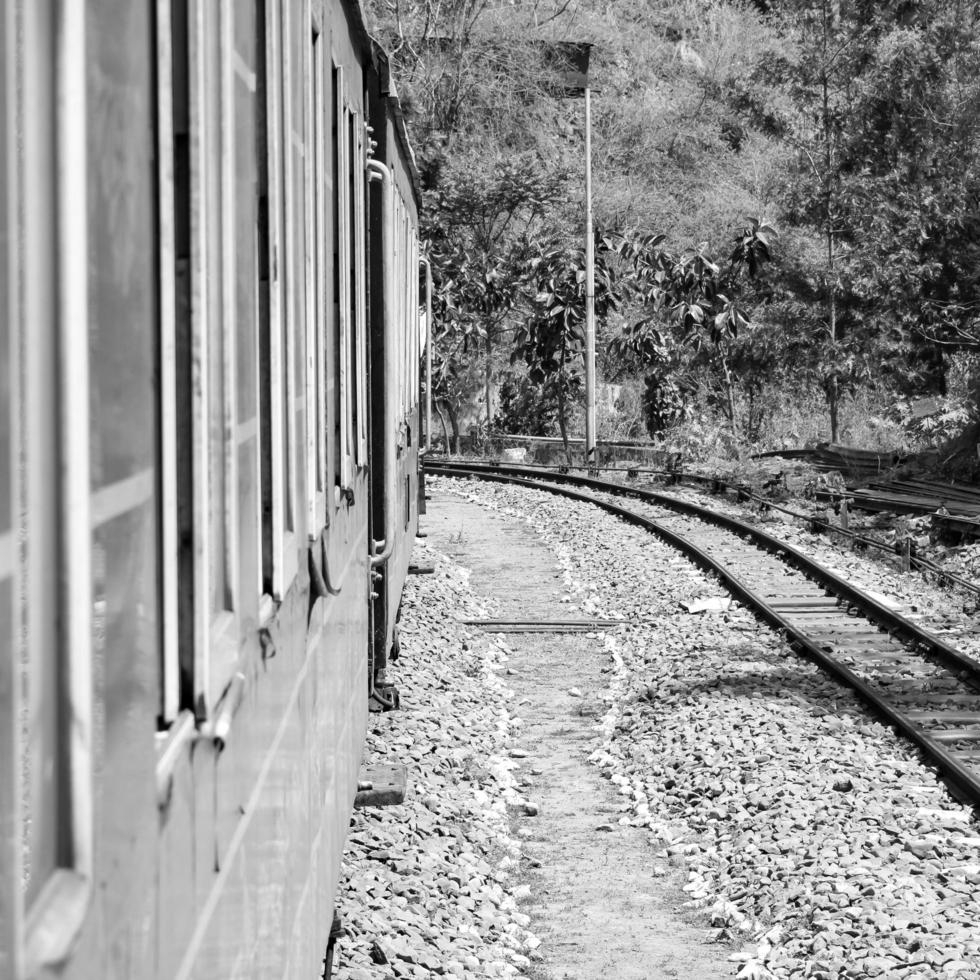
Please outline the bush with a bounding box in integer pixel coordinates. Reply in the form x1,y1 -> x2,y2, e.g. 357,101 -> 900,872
642,373 -> 687,437
493,374 -> 559,436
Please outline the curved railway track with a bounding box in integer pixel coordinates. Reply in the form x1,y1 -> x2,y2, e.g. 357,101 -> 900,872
427,460 -> 980,809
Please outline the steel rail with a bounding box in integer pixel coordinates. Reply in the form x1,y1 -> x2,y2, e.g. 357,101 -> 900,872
431,462 -> 980,808
430,460 -> 980,675
432,457 -> 980,596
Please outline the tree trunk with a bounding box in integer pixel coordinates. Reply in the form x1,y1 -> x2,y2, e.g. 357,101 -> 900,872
556,382 -> 573,467
720,354 -> 741,458
443,399 -> 461,454
828,374 -> 840,445
826,236 -> 840,444
556,347 -> 573,467
435,399 -> 451,455
484,328 -> 493,429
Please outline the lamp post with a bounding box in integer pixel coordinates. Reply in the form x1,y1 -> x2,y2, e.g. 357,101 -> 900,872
554,42 -> 596,469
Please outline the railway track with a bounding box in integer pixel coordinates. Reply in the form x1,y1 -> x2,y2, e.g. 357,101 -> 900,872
427,460 -> 980,809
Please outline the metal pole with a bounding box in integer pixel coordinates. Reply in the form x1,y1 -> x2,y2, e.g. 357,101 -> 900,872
584,86 -> 597,469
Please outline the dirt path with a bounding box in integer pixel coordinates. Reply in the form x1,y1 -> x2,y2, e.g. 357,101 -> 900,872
425,488 -> 734,980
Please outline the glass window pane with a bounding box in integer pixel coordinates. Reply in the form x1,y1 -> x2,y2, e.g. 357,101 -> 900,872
205,6 -> 227,614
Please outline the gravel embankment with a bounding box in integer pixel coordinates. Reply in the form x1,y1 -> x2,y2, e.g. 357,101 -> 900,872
433,477 -> 980,980
334,551 -> 538,980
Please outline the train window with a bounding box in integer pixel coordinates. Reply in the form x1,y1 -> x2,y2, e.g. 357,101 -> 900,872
347,109 -> 360,468
354,117 -> 368,464
404,210 -> 412,417
257,0 -> 297,600
413,232 -> 420,406
206,0 -> 238,628
409,225 -> 415,411
231,7 -> 261,610
330,63 -> 342,494
335,78 -> 353,491
257,0 -> 273,590
285,0 -> 308,544
392,197 -> 403,419
168,0 -> 241,713
309,26 -> 328,530
10,0 -> 94,961
401,204 -> 411,418
280,0 -> 304,548
157,0 -> 181,724
276,0 -> 295,544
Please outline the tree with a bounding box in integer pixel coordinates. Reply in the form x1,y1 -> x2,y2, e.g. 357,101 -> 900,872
511,235 -> 621,463
613,218 -> 777,455
745,0 -> 980,433
424,156 -> 570,426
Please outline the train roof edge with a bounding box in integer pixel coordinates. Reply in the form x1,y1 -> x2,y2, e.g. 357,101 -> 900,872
368,38 -> 423,209
341,0 -> 422,206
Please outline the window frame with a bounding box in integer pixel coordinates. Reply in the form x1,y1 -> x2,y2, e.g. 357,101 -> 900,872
305,19 -> 328,538
261,0 -> 298,601
14,0 -> 95,968
353,112 -> 368,465
156,0 -> 180,725
411,228 -> 420,413
335,70 -> 354,492
186,0 -> 241,715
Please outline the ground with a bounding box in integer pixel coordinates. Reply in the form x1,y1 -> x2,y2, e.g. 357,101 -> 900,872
335,475 -> 980,980
427,488 -> 733,979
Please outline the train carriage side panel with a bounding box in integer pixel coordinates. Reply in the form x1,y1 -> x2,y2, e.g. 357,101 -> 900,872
158,1 -> 373,977
3,1 -> 394,978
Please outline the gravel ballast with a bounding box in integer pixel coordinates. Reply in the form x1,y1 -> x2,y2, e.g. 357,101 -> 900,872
429,477 -> 980,980
334,546 -> 537,980
334,475 -> 980,980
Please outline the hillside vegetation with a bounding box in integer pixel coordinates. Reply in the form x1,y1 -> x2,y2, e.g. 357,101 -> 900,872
365,0 -> 980,467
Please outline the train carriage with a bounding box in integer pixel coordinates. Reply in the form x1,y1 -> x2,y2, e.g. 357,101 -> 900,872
0,1 -> 422,978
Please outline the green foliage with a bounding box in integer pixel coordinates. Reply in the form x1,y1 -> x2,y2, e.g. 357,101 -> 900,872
426,154 -> 568,334
642,372 -> 687,437
494,372 -> 571,436
750,0 -> 980,402
370,0 -> 980,454
613,218 -> 775,348
512,235 -> 620,382
507,235 -> 620,454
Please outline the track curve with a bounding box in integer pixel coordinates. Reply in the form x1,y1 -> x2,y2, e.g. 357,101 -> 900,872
427,460 -> 980,809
